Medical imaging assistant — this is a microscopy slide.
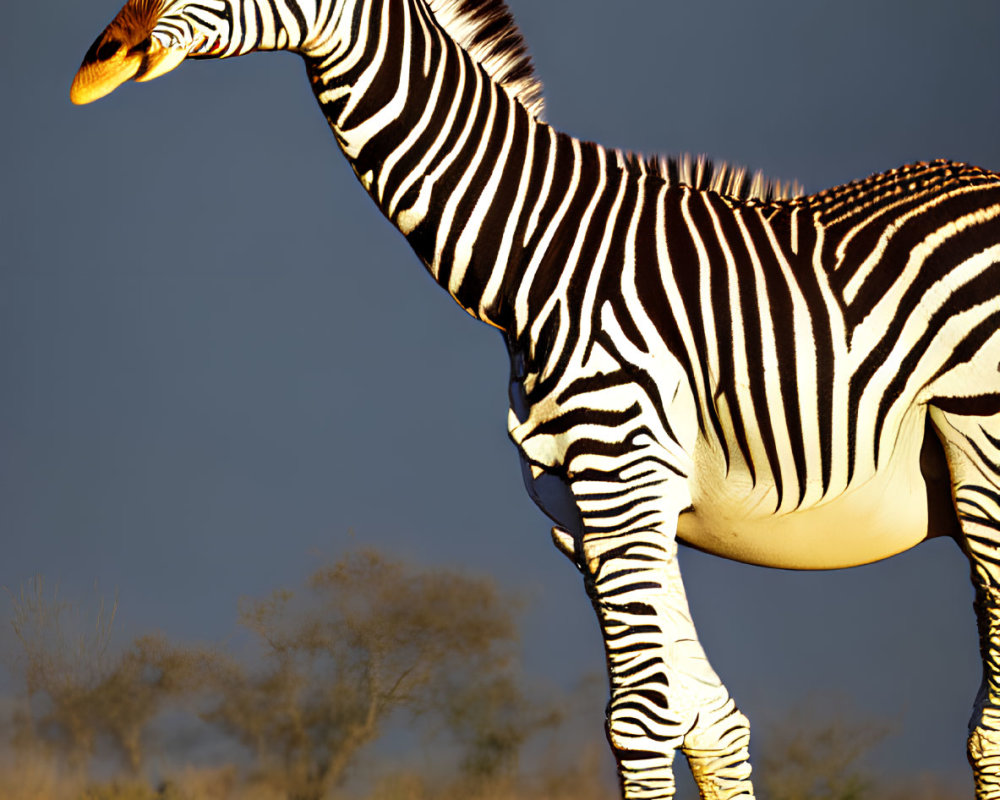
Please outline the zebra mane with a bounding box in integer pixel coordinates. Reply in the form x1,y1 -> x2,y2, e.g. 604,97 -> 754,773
633,152 -> 803,203
425,0 -> 545,118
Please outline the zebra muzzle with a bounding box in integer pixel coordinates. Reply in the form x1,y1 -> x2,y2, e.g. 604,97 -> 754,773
71,27 -> 188,105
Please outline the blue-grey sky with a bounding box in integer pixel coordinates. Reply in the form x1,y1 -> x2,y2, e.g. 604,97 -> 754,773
2,0 -> 999,791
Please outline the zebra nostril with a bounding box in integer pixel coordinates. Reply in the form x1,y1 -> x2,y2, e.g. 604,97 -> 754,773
96,38 -> 123,61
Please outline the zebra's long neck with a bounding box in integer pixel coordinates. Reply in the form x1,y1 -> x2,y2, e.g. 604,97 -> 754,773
303,0 -> 555,332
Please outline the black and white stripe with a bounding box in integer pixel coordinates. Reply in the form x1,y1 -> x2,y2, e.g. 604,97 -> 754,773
74,1 -> 1000,797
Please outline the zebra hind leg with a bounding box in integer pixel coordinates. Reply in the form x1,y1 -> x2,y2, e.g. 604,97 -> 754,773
931,406 -> 1000,799
557,475 -> 755,799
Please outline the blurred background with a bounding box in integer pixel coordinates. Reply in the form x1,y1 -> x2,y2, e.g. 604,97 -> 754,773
1,0 -> 998,796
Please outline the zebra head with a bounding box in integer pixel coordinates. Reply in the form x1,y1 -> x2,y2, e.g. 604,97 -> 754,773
70,0 -> 318,105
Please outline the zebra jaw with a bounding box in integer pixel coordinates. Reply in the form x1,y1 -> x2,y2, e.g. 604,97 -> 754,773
70,6 -> 190,105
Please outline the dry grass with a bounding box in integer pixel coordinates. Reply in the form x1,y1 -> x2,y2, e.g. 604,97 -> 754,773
0,752 -> 617,800
0,737 -> 969,800
0,748 -> 84,800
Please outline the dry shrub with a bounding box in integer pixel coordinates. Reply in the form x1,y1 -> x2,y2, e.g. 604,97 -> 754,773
6,578 -> 220,776
0,554 -> 619,799
758,701 -> 887,800
755,694 -> 969,800
6,563 -> 967,800
203,548 -> 541,799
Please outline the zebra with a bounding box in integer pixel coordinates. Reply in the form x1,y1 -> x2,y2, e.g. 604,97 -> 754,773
70,1 -> 1000,797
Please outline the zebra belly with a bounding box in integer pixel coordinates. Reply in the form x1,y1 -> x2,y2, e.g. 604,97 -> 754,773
677,416 -> 934,570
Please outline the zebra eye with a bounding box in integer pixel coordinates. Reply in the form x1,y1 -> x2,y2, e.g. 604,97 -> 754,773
96,38 -> 123,61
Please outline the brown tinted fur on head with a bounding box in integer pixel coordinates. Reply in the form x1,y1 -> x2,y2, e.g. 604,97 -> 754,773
71,0 -> 183,104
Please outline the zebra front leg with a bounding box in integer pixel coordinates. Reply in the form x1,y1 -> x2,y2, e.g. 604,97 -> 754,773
970,573 -> 1000,799
931,407 -> 1000,798
557,481 -> 754,799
